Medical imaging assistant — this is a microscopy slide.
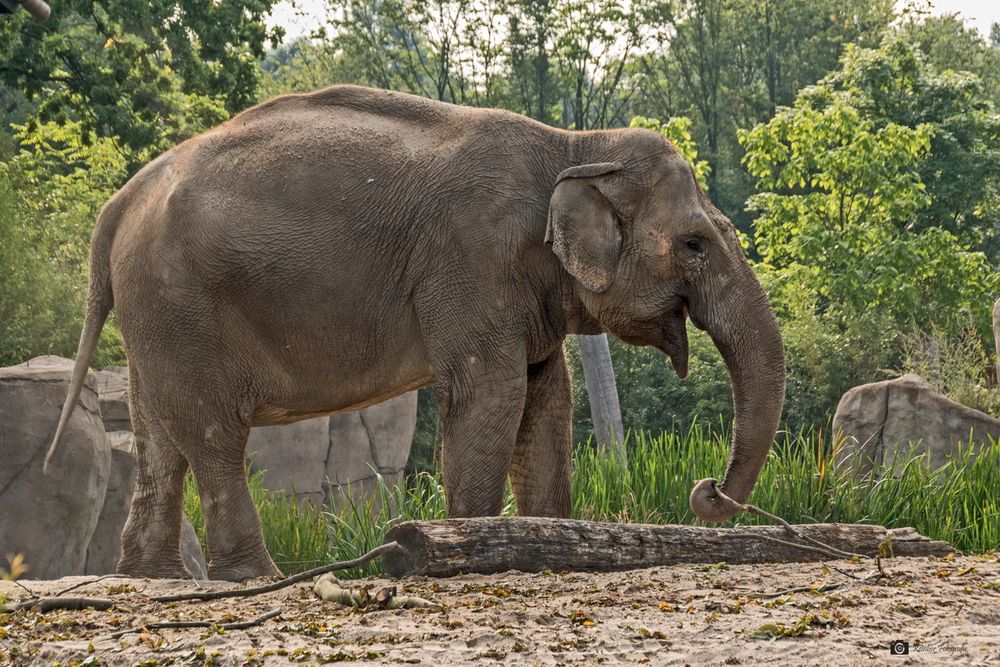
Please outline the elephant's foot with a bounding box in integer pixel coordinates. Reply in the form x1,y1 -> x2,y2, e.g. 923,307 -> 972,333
116,555 -> 192,580
208,551 -> 281,581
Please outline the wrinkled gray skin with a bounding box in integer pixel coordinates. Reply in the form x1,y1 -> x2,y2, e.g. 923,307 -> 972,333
48,86 -> 785,581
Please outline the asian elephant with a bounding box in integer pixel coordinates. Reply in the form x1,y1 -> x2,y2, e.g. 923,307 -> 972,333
48,85 -> 785,581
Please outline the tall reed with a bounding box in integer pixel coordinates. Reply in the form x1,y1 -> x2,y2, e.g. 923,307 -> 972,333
183,427 -> 999,578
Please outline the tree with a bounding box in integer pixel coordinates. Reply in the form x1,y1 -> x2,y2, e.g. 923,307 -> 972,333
632,0 -> 895,226
0,0 -> 283,171
552,0 -> 641,130
901,12 -> 1000,107
740,78 -> 999,423
578,334 -> 625,462
816,34 -> 1000,263
0,121 -> 126,367
506,0 -> 557,122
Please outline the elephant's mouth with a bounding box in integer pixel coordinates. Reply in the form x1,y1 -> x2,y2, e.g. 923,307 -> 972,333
658,304 -> 690,379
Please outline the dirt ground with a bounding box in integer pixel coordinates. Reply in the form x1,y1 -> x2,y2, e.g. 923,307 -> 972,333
1,553 -> 997,666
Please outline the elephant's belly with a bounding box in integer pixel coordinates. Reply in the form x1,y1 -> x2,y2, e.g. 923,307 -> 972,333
250,377 -> 432,426
247,340 -> 434,427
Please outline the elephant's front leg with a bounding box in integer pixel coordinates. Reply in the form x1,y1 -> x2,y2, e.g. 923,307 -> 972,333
509,348 -> 573,517
438,351 -> 528,517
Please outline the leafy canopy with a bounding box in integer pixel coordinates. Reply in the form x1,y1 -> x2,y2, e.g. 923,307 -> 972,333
741,67 -> 998,342
0,0 -> 283,170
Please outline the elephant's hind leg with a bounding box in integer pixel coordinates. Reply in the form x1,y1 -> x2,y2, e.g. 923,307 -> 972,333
509,349 -> 573,517
117,370 -> 192,579
178,416 -> 281,582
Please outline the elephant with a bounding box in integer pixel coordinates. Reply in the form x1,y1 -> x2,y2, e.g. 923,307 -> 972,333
47,85 -> 785,581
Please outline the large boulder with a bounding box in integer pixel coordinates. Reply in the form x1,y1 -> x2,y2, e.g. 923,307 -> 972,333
246,417 -> 332,505
834,374 -> 1000,476
0,356 -> 111,579
84,441 -> 137,575
93,366 -> 131,432
248,391 -> 419,506
325,392 -> 419,506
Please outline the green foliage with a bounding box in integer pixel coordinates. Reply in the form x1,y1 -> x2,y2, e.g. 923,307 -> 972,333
811,35 -> 1000,262
573,427 -> 1000,554
0,122 -> 127,367
182,429 -> 1000,575
0,1 -> 273,366
900,13 -> 1000,108
740,59 -> 1000,423
0,1 -> 280,169
901,323 -> 1000,416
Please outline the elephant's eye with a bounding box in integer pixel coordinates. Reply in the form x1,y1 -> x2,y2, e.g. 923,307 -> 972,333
686,238 -> 703,253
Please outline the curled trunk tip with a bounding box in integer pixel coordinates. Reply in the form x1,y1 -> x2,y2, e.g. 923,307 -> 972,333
689,478 -> 744,522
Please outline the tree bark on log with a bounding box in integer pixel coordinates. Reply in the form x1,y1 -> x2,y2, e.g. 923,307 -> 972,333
381,517 -> 953,578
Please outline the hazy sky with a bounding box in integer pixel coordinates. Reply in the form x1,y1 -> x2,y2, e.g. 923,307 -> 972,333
266,0 -> 1000,43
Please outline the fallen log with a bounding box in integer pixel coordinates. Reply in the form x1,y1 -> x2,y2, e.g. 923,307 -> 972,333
381,517 -> 953,578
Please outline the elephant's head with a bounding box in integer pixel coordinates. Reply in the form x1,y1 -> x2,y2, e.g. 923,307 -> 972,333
546,129 -> 785,522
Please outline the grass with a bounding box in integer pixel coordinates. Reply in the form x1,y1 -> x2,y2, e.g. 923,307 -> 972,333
182,425 -> 1000,578
573,425 -> 1000,554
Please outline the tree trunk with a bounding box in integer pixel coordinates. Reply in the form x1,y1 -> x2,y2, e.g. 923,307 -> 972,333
577,334 -> 625,464
381,517 -> 953,578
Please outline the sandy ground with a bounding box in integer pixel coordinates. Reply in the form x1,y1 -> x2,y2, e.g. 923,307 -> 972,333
1,553 -> 997,666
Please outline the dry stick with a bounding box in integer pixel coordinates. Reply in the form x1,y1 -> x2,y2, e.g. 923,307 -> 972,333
751,582 -> 845,599
731,495 -> 882,599
106,608 -> 282,640
9,579 -> 39,598
55,574 -> 123,597
827,564 -> 862,581
738,503 -> 868,560
151,542 -> 402,603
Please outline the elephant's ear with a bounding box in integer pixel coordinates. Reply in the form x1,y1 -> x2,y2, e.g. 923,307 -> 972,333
545,162 -> 624,293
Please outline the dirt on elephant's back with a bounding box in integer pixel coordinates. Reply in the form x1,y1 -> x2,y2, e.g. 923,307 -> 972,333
2,554 -> 998,665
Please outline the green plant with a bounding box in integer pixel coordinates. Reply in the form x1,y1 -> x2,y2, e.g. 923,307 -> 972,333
324,472 -> 449,578
573,425 -> 999,553
184,469 -> 329,574
901,322 -> 1000,416
183,427 -> 999,579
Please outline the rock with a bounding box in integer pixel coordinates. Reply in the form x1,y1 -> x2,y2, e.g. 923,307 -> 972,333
247,392 -> 417,507
325,392 -> 418,507
84,439 -> 137,575
93,366 -> 131,432
246,417 -> 332,505
0,356 -> 111,579
834,374 -> 1000,476
180,516 -> 208,580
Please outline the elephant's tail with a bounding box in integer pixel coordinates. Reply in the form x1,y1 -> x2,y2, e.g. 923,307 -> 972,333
43,216 -> 116,474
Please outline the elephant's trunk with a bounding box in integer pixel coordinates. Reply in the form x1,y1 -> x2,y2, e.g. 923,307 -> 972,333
687,261 -> 785,522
